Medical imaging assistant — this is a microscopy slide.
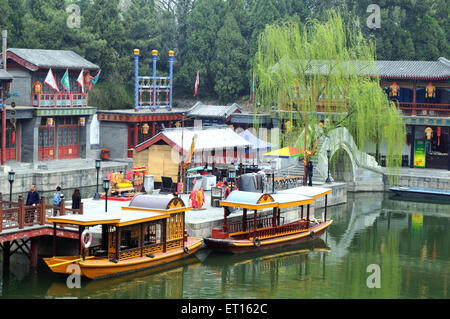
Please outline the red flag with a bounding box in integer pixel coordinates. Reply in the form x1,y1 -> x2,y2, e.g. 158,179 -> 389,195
194,71 -> 199,96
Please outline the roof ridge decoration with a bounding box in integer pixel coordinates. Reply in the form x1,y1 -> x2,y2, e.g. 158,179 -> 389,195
438,57 -> 450,69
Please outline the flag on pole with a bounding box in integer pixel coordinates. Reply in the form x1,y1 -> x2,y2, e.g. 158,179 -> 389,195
194,71 -> 199,97
77,69 -> 84,95
44,68 -> 60,92
252,73 -> 255,102
61,69 -> 71,93
88,70 -> 101,91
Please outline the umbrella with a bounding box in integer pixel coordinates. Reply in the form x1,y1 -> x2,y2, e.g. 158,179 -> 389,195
263,147 -> 301,158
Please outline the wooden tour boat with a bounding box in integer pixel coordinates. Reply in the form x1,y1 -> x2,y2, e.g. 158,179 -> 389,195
44,195 -> 203,279
203,186 -> 333,253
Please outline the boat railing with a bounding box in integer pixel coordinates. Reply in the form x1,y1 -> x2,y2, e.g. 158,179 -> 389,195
118,242 -> 165,261
226,216 -> 286,234
252,220 -> 310,239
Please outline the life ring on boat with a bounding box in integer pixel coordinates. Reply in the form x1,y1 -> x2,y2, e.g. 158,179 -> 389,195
310,230 -> 315,238
183,246 -> 190,254
81,229 -> 93,248
253,237 -> 261,248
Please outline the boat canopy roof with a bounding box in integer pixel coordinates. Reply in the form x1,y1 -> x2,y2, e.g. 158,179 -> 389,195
220,191 -> 276,209
126,195 -> 190,214
221,191 -> 315,209
271,193 -> 314,208
278,186 -> 332,199
47,209 -> 170,227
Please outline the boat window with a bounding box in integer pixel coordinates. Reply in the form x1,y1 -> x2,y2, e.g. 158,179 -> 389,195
120,226 -> 139,250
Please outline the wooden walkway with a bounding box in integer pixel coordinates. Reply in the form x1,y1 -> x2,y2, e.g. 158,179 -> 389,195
0,193 -> 83,269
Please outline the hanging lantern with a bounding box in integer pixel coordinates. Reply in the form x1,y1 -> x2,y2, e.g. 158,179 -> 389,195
425,82 -> 436,99
79,117 -> 86,127
425,127 -> 433,140
47,118 -> 55,127
389,82 -> 400,97
34,81 -> 42,94
84,73 -> 91,87
437,127 -> 441,146
141,123 -> 150,135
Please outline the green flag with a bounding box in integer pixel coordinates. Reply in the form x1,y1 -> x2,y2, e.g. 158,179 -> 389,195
61,69 -> 70,93
89,70 -> 101,91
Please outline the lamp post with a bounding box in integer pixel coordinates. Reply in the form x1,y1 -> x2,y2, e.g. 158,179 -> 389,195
8,169 -> 15,203
270,160 -> 276,194
326,149 -> 332,184
93,159 -> 101,200
103,178 -> 110,212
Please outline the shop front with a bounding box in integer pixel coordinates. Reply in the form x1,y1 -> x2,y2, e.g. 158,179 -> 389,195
38,116 -> 82,161
412,124 -> 449,169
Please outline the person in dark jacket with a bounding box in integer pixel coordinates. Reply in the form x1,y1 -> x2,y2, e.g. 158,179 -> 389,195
72,188 -> 82,210
26,184 -> 40,206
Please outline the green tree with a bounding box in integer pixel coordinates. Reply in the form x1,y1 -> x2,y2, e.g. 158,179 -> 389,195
175,0 -> 225,98
253,11 -> 406,183
213,11 -> 249,102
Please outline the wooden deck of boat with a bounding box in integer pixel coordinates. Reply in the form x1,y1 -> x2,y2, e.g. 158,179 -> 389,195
204,220 -> 333,253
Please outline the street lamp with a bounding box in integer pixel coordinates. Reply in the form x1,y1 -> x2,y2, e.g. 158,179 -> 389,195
326,149 -> 332,184
270,160 -> 277,194
93,159 -> 101,200
103,178 -> 110,212
8,170 -> 15,203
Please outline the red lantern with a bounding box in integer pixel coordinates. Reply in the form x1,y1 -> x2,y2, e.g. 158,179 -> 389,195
437,127 -> 441,146
389,82 -> 399,97
84,73 -> 91,87
425,83 -> 436,99
141,123 -> 150,135
34,81 -> 42,94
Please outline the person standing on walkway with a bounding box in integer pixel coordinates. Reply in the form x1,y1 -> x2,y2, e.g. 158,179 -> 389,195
26,184 -> 40,206
53,186 -> 64,216
72,188 -> 82,210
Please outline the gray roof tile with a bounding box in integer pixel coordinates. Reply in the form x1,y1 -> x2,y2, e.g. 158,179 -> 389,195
5,48 -> 99,70
187,102 -> 242,118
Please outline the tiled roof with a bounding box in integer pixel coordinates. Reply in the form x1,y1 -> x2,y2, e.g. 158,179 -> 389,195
374,58 -> 450,79
3,48 -> 100,70
276,57 -> 450,80
187,102 -> 242,119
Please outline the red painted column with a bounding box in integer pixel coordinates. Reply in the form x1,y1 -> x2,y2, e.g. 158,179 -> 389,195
152,122 -> 156,137
134,123 -> 138,147
1,92 -> 5,165
412,83 -> 417,116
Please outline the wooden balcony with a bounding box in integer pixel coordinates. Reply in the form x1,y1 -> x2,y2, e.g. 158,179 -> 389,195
32,92 -> 89,107
397,102 -> 450,117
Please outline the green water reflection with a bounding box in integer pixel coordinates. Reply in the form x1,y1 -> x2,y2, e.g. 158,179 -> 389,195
0,192 -> 449,299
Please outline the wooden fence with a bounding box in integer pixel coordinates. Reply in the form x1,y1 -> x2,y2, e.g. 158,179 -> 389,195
0,193 -> 83,233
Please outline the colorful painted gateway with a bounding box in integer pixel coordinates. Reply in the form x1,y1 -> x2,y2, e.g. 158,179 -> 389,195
203,187 -> 333,253
43,195 -> 202,279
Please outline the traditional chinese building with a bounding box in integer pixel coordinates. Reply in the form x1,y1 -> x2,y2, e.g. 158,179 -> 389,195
0,48 -> 100,163
274,57 -> 450,170
377,58 -> 450,169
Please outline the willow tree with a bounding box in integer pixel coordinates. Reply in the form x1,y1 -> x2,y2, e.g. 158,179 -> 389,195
253,11 -> 406,184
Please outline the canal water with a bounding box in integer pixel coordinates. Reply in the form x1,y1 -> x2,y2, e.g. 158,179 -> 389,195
0,192 -> 448,299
